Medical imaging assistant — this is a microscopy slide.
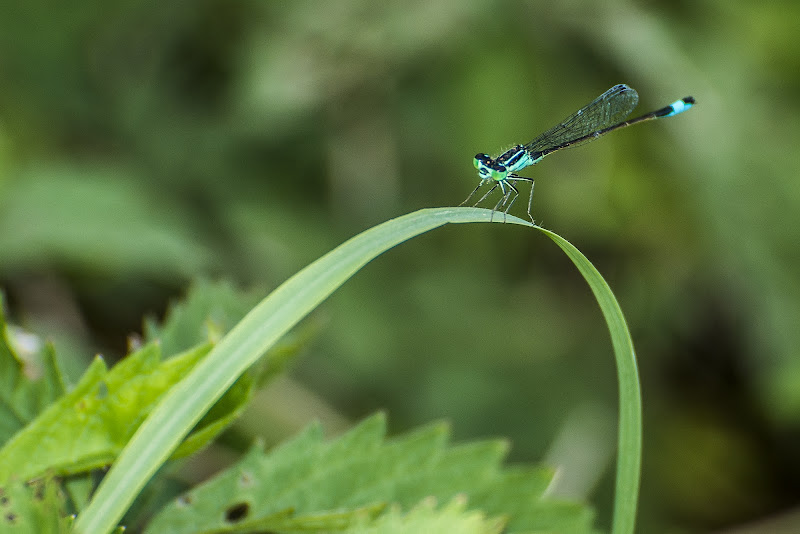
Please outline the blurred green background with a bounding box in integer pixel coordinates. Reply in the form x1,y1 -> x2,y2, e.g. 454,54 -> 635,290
1,0 -> 799,532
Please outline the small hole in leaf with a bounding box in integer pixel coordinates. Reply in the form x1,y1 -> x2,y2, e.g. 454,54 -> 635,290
225,502 -> 250,523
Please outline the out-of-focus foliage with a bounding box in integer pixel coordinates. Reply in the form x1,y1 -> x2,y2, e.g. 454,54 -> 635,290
1,0 -> 799,532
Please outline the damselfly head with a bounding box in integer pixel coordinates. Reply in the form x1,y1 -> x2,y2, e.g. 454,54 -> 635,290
474,153 -> 507,180
473,153 -> 491,168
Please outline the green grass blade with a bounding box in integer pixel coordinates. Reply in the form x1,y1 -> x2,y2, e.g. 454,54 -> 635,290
536,227 -> 641,534
73,207 -> 640,534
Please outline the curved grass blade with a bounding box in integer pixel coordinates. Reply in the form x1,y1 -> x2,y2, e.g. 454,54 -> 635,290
73,207 -> 641,534
535,227 -> 641,534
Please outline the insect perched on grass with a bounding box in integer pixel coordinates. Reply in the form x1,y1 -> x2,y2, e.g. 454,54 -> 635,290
462,84 -> 695,222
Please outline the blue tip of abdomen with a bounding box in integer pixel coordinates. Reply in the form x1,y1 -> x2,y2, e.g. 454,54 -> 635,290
665,96 -> 695,117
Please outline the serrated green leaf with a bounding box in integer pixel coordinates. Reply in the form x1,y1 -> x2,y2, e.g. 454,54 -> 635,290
0,476 -> 71,534
145,413 -> 594,534
0,341 -> 253,482
346,496 -> 505,534
144,279 -> 260,356
0,354 -> 107,482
